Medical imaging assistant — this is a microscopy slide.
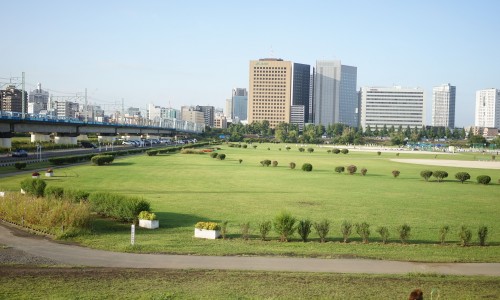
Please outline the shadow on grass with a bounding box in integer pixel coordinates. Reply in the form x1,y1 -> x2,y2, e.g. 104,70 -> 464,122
109,162 -> 135,166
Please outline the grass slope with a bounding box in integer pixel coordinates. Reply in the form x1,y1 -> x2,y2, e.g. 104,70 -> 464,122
1,144 -> 499,262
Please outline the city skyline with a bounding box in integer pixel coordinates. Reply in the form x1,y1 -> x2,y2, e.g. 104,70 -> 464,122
2,1 -> 499,127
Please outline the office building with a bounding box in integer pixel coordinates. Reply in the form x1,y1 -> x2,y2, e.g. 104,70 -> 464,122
197,105 -> 215,127
313,60 -> 358,127
28,83 -> 49,114
181,106 -> 205,125
290,105 -> 305,131
432,84 -> 456,128
360,86 -> 425,129
308,71 -> 315,123
225,98 -> 233,119
248,58 -> 292,128
0,85 -> 27,113
475,88 -> 500,129
292,63 -> 311,124
232,88 -> 248,121
214,115 -> 227,129
54,100 -> 79,118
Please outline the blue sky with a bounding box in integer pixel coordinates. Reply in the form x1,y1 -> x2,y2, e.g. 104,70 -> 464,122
2,0 -> 499,126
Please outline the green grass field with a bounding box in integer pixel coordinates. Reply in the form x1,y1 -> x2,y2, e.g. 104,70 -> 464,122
1,144 -> 499,262
1,266 -> 499,299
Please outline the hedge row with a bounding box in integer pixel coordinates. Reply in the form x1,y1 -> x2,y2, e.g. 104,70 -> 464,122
88,192 -> 150,222
91,155 -> 115,165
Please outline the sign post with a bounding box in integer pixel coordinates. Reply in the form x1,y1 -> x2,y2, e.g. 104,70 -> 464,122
131,224 -> 135,245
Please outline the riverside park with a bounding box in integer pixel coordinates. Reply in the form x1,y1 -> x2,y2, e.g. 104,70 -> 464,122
1,142 -> 499,299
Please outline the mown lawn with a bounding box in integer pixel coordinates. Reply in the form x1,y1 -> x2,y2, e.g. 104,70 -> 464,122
1,266 -> 499,299
1,143 -> 499,262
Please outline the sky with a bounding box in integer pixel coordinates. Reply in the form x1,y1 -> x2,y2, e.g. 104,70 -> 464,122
2,0 -> 499,127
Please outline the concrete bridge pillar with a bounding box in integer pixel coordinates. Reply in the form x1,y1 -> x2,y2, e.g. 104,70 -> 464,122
31,133 -> 51,143
0,138 -> 11,148
98,135 -> 116,143
54,134 -> 78,145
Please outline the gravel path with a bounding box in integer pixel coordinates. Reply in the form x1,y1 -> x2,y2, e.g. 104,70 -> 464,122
1,223 -> 499,275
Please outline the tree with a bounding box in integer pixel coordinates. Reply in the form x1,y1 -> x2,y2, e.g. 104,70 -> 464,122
297,219 -> 312,242
420,170 -> 433,181
433,170 -> 448,182
273,212 -> 296,242
355,222 -> 370,243
313,219 -> 330,243
392,170 -> 400,178
397,224 -> 411,244
307,147 -> 314,153
301,163 -> 313,172
340,220 -> 353,243
346,165 -> 357,175
454,172 -> 470,184
335,166 -> 345,173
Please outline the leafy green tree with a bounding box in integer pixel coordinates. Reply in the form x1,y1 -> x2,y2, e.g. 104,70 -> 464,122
273,212 -> 296,242
420,170 -> 433,181
397,224 -> 411,244
340,220 -> 352,243
376,226 -> 390,244
355,222 -> 370,243
314,219 -> 330,243
297,219 -> 312,242
454,172 -> 470,184
433,170 -> 448,182
258,220 -> 272,241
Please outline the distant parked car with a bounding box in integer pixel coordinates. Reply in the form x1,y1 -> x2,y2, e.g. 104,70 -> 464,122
122,140 -> 135,145
11,149 -> 28,157
80,141 -> 97,148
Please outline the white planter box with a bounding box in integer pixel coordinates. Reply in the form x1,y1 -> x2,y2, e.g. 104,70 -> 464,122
139,219 -> 159,229
45,173 -> 53,177
20,189 -> 26,194
194,228 -> 221,239
32,176 -> 40,179
0,192 -> 5,197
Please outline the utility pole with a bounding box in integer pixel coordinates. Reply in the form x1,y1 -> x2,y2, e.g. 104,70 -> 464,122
84,88 -> 88,123
21,72 -> 25,119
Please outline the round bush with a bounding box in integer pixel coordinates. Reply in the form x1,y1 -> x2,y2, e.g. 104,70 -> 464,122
289,162 -> 296,169
347,165 -> 357,175
335,166 -> 345,173
341,149 -> 349,154
332,148 -> 340,154
272,160 -> 278,167
477,175 -> 491,185
361,168 -> 367,176
218,153 -> 226,160
210,152 -> 218,158
454,172 -> 471,184
301,163 -> 313,172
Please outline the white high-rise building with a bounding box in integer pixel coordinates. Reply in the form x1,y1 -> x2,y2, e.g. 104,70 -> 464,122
432,84 -> 456,128
475,88 -> 500,129
313,60 -> 358,127
360,86 -> 425,130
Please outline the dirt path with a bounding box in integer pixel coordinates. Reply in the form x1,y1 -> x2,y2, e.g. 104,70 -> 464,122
391,159 -> 500,169
1,224 -> 499,276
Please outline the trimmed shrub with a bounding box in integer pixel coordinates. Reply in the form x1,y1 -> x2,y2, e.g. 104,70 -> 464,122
347,165 -> 357,175
298,147 -> 305,152
360,168 -> 367,176
396,153 -> 400,157
397,224 -> 411,244
138,211 -> 157,221
376,226 -> 390,244
273,211 -> 296,242
20,178 -> 46,198
307,148 -> 314,153
91,155 -> 114,166
14,162 -> 27,170
314,219 -> 330,243
267,147 -> 270,150
240,222 -> 251,240
289,162 -> 296,169
459,225 -> 472,247
64,189 -> 90,203
210,152 -> 218,158
180,149 -> 204,154
301,163 -> 313,172
272,160 -> 278,167
327,149 -> 332,153
439,225 -> 449,245
355,222 -> 370,243
377,151 -> 381,156
218,153 -> 226,160
454,172 -> 470,184
335,166 -> 345,174
242,144 -> 248,149
476,175 -> 491,185
341,149 -> 349,154
252,145 -> 257,149
332,148 -> 340,154
392,170 -> 400,178
258,220 -> 272,241
88,192 -> 150,222
420,170 -> 433,181
433,170 -> 448,182
478,226 -> 488,246
195,221 -> 220,230
45,186 -> 64,199
238,159 -> 243,164
260,159 -> 272,167
340,220 -> 353,243
297,219 -> 312,242
285,146 -> 291,151
146,150 -> 159,156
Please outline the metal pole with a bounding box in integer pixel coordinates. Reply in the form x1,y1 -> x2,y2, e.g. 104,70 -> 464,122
85,88 -> 88,123
21,72 -> 25,119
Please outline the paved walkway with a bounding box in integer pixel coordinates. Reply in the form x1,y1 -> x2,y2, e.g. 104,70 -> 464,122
1,224 -> 499,276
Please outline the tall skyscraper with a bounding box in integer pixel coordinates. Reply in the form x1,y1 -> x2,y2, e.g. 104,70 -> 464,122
292,63 -> 311,124
475,88 -> 500,129
432,84 -> 456,128
248,58 -> 292,128
308,70 -> 315,124
313,60 -> 358,127
0,85 -> 27,113
28,83 -> 49,114
359,86 -> 425,129
232,88 -> 248,121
